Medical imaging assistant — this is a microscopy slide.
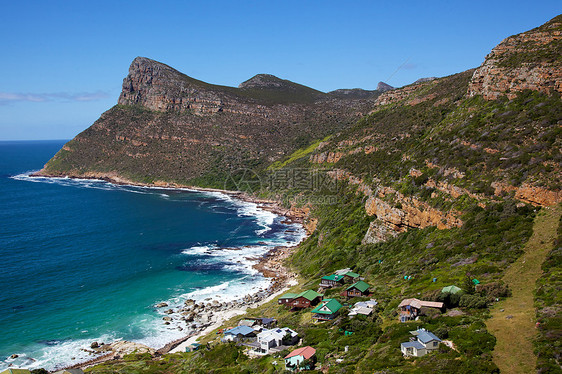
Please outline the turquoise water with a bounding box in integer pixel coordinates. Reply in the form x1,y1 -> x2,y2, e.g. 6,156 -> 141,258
0,141 -> 303,370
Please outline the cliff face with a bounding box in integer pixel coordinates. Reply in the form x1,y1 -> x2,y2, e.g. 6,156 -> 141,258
40,58 -> 378,184
468,15 -> 562,100
119,57 -> 229,115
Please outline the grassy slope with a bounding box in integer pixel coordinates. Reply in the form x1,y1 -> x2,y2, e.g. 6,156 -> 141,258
534,207 -> 562,373
486,204 -> 561,373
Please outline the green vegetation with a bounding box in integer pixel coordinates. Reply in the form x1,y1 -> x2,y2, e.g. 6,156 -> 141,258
485,205 -> 562,374
268,137 -> 329,170
534,207 -> 562,373
41,16 -> 562,373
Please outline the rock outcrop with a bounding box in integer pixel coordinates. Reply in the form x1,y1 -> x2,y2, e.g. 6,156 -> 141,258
119,57 -> 227,115
328,169 -> 463,243
468,15 -> 562,100
363,186 -> 463,243
377,81 -> 394,92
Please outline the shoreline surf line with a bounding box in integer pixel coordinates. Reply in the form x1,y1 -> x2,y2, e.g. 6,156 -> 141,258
12,171 -> 310,371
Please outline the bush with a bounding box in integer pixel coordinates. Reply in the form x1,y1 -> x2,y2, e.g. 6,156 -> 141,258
459,294 -> 488,309
477,282 -> 511,299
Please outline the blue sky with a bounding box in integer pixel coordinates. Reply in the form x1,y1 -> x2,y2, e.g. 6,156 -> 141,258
0,1 -> 560,140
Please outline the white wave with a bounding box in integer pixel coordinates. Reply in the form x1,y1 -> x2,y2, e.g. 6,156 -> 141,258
0,333 -> 117,372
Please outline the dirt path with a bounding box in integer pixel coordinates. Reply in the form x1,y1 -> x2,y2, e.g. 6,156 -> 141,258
486,205 -> 562,374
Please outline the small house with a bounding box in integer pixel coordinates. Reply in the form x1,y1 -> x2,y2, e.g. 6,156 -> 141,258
285,346 -> 316,371
289,290 -> 323,309
253,327 -> 299,355
311,298 -> 343,321
278,293 -> 298,305
398,298 -> 444,322
349,306 -> 372,317
222,325 -> 256,342
320,274 -> 345,288
349,299 -> 377,317
335,268 -> 361,283
401,328 -> 441,357
342,280 -> 370,298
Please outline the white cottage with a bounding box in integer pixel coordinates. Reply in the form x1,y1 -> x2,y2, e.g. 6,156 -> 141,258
400,328 -> 441,357
253,327 -> 299,355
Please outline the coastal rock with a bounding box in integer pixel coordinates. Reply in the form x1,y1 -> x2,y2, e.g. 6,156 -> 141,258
164,309 -> 174,314
109,341 -> 155,356
90,342 -> 99,349
155,302 -> 168,308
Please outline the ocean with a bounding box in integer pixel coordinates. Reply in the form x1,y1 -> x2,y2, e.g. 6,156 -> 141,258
0,140 -> 304,371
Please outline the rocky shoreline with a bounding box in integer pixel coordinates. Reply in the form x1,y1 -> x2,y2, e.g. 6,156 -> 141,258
54,243 -> 302,372
29,171 -> 308,371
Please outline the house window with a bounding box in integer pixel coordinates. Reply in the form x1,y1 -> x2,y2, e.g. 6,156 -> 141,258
433,342 -> 438,347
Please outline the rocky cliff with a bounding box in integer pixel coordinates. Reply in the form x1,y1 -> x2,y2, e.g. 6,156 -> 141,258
468,15 -> 562,99
39,58 -> 381,184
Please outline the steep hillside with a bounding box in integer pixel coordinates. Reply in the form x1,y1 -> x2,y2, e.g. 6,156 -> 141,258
34,15 -> 562,374
37,57 -> 379,185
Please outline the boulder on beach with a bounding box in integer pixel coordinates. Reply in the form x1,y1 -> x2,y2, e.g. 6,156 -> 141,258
110,340 -> 155,356
156,302 -> 168,308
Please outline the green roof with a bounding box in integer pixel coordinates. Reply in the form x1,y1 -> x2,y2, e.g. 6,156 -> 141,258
279,292 -> 298,300
322,274 -> 344,281
296,290 -> 323,301
442,285 -> 463,294
344,271 -> 360,278
0,370 -> 32,374
311,299 -> 343,314
347,280 -> 370,292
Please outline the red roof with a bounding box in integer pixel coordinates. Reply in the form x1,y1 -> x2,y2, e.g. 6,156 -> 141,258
284,346 -> 316,359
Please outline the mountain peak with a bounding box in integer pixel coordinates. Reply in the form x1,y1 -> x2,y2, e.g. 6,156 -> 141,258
238,74 -> 291,89
377,82 -> 394,92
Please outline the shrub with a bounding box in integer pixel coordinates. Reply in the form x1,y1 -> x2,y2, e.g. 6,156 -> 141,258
459,294 -> 488,309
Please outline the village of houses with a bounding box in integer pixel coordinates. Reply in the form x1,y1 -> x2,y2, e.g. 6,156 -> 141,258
4,269 -> 468,373
192,268 -> 461,371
